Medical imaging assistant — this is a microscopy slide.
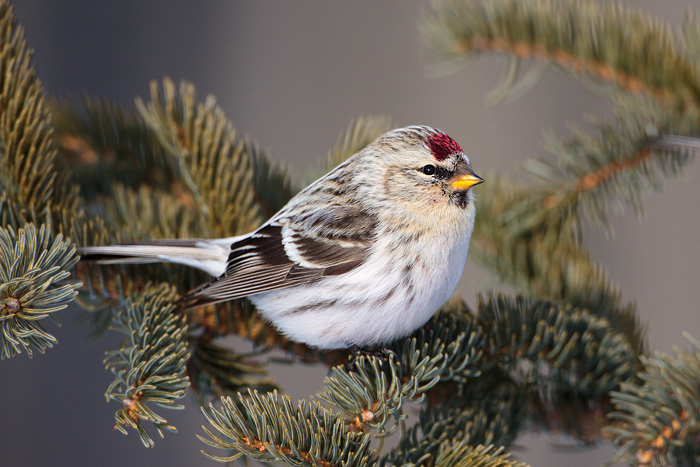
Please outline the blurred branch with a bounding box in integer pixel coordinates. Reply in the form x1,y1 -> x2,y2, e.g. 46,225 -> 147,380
0,2 -> 60,217
383,379 -> 527,466
473,178 -> 647,354
51,97 -> 173,201
422,0 -> 700,108
608,334 -> 700,465
188,336 -> 277,404
477,293 -> 636,399
136,79 -> 264,238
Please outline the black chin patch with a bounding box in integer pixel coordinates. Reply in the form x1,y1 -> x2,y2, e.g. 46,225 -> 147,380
450,191 -> 470,209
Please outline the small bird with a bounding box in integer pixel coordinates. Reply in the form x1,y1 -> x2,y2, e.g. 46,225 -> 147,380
78,126 -> 483,349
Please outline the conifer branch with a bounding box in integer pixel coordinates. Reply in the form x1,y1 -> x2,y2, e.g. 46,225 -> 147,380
320,304 -> 484,435
477,293 -> 636,399
136,79 -> 264,238
53,94 -> 294,239
383,379 -> 527,466
105,184 -> 200,241
0,2 -> 60,217
104,283 -> 190,447
521,114 -> 695,234
51,97 -> 173,201
0,194 -> 30,229
199,390 -> 377,465
3,0 -> 698,463
431,443 -> 528,467
607,334 -> 700,465
421,2 -> 696,371
681,10 -> 700,61
0,1 -> 112,255
0,224 -> 79,358
188,336 -> 277,404
472,178 -> 646,354
422,0 -> 700,107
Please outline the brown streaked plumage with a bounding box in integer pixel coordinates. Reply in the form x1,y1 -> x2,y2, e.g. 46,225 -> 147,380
78,126 -> 483,349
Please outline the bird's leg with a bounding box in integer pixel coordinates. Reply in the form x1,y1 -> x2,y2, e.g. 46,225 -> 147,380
345,345 -> 399,371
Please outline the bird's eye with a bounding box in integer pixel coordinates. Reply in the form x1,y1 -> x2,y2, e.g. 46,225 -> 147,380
422,165 -> 436,175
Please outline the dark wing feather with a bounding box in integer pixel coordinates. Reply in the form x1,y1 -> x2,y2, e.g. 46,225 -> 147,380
180,206 -> 376,309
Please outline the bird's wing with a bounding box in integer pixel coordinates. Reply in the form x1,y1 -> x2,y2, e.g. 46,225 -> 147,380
180,205 -> 376,308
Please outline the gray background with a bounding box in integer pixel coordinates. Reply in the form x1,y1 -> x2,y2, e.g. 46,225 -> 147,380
1,1 -> 698,466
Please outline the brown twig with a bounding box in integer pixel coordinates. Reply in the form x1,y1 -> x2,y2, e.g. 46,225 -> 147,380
463,36 -> 691,106
635,409 -> 692,465
544,148 -> 652,208
239,436 -> 338,467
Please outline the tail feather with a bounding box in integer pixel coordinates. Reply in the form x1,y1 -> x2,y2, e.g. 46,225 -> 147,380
77,240 -> 234,277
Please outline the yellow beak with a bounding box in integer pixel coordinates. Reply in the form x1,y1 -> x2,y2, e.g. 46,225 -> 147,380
450,172 -> 484,191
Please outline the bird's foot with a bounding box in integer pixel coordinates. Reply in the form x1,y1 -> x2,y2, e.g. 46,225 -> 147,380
345,345 -> 398,371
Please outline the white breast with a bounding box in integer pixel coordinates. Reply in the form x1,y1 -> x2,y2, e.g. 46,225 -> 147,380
250,221 -> 473,349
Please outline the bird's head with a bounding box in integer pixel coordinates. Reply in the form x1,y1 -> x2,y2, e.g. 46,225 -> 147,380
355,126 -> 483,219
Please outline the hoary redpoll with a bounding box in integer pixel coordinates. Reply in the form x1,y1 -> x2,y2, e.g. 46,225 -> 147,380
78,126 -> 483,349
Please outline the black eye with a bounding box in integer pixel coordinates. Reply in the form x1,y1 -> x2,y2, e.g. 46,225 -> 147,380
422,165 -> 436,175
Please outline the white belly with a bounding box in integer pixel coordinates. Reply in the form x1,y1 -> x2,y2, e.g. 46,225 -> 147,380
251,230 -> 471,349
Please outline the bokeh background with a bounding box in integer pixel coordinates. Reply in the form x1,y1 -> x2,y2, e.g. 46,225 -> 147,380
2,1 -> 699,465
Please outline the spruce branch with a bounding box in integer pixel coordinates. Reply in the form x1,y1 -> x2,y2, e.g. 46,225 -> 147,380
52,92 -> 292,241
389,300 -> 484,385
136,79 -> 264,238
104,283 -> 190,447
382,380 -> 527,466
188,336 -> 277,405
421,0 -> 700,107
5,0 -> 699,463
0,224 -> 79,358
199,390 -> 377,466
607,334 -> 700,466
105,184 -> 200,242
431,443 -> 528,467
0,193 -> 30,230
0,1 -> 60,217
51,97 -> 174,201
419,4 -> 698,365
0,1 -> 112,255
421,1 -> 696,367
320,303 -> 484,435
477,293 -> 636,399
472,178 -> 646,354
75,181 -> 216,303
322,357 -> 408,437
519,114 -> 694,235
681,9 -> 700,61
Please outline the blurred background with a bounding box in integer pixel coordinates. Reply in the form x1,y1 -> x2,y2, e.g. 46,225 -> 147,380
2,1 -> 698,465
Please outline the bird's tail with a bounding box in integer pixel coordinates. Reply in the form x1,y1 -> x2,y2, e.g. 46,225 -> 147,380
77,237 -> 242,277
